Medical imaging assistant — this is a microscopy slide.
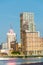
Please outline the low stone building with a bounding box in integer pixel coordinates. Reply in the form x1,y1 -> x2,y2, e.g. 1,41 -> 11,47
11,41 -> 18,51
22,30 -> 43,56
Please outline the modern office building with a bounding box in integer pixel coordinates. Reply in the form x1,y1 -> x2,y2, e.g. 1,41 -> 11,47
20,12 -> 36,52
7,29 -> 16,50
20,12 -> 36,32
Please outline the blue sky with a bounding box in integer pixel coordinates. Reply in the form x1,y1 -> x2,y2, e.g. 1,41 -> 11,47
0,0 -> 43,43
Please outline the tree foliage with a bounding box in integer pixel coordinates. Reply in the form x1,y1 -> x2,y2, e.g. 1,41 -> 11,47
11,51 -> 20,55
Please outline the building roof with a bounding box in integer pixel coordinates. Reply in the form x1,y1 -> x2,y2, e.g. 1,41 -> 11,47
25,30 -> 39,33
9,29 -> 14,33
7,29 -> 16,36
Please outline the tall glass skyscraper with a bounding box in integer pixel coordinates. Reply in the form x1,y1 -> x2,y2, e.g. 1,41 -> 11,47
20,12 -> 36,52
20,12 -> 36,32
